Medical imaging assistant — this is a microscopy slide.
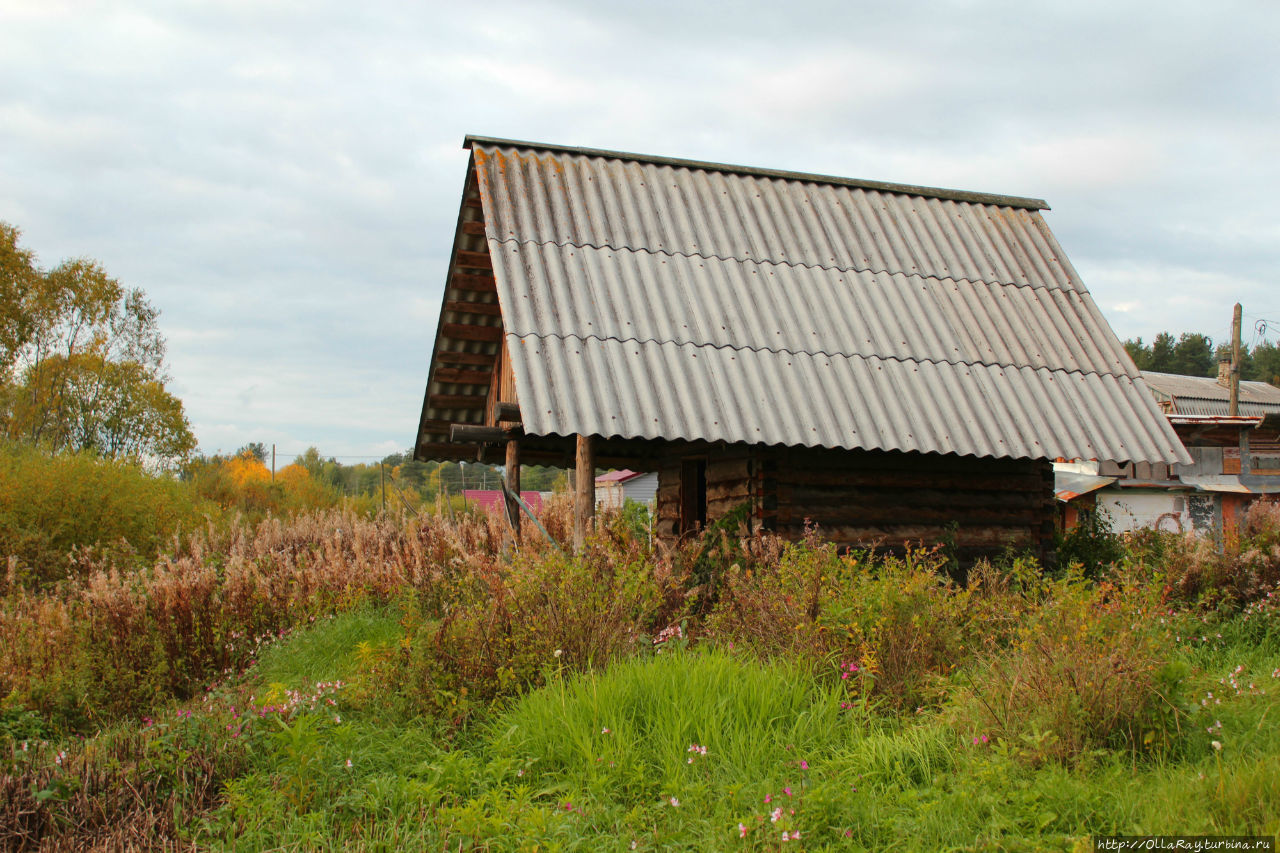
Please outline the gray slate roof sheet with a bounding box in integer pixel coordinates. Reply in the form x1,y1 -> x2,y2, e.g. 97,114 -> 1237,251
445,138 -> 1189,464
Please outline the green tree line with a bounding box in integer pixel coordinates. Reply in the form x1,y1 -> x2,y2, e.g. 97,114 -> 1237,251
1124,331 -> 1280,386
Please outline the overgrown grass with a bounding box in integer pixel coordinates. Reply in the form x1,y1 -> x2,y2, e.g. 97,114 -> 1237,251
5,497 -> 1280,849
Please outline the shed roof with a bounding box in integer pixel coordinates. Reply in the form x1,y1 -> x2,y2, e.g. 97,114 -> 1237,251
416,137 -> 1189,465
1141,371 -> 1280,417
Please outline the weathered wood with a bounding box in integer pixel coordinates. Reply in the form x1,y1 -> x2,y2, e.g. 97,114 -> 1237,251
436,350 -> 496,366
463,195 -> 483,209
455,250 -> 493,271
419,418 -> 456,435
770,523 -> 1034,549
496,401 -> 521,423
707,458 -> 753,481
781,485 -> 1046,510
460,220 -> 486,236
429,394 -> 487,409
776,469 -> 1047,492
505,439 -> 521,540
574,435 -> 595,552
450,272 -> 496,293
433,368 -> 492,385
450,424 -> 521,443
441,323 -> 503,342
443,300 -> 502,317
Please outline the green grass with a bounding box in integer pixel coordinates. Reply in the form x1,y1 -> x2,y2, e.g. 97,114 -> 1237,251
174,610 -> 1280,851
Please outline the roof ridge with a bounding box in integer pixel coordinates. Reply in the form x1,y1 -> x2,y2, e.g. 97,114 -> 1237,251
466,135 -> 1050,211
507,330 -> 1135,383
486,234 -> 1077,296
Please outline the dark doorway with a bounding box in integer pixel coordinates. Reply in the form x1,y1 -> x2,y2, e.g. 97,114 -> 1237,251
680,458 -> 707,535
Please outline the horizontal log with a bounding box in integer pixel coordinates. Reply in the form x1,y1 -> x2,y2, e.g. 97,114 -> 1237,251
442,323 -> 503,342
436,351 -> 495,366
707,481 -> 752,503
779,504 -> 1045,526
444,300 -> 502,317
707,458 -> 752,481
463,196 -> 483,209
428,394 -> 487,409
450,272 -> 496,293
450,424 -> 522,443
433,368 -> 491,385
419,418 -> 458,435
780,485 -> 1047,510
495,401 -> 521,423
770,523 -> 1034,549
778,448 -> 1038,476
455,250 -> 492,271
460,220 -> 486,236
776,470 -> 1047,493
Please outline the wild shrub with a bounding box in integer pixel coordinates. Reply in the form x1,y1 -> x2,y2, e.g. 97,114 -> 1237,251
963,577 -> 1185,764
1055,506 -> 1123,579
0,508 -> 498,731
411,527 -> 672,718
704,536 -> 972,711
0,440 -> 209,586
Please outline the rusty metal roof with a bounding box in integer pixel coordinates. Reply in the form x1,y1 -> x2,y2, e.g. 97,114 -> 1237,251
422,137 -> 1190,464
1141,370 -> 1280,417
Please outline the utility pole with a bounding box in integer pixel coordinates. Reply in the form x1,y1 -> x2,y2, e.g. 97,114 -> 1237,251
1230,303 -> 1242,416
379,461 -> 386,513
271,444 -> 276,482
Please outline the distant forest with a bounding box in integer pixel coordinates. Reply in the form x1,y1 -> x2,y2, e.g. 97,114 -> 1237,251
1123,332 -> 1280,387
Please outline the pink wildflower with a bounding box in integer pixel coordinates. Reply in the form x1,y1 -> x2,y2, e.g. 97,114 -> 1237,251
764,793 -> 772,803
783,786 -> 792,797
770,807 -> 783,823
738,822 -> 747,838
670,796 -> 680,807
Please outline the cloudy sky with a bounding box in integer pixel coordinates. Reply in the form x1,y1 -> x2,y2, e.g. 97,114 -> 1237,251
2,0 -> 1278,460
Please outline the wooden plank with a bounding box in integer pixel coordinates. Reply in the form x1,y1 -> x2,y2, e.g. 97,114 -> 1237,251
433,368 -> 491,385
455,250 -> 492,271
428,394 -> 487,409
784,485 -> 1046,509
442,323 -> 503,342
463,196 -> 483,209
784,504 -> 1043,526
707,458 -> 752,482
444,300 -> 502,317
460,220 -> 486,236
574,435 -> 595,552
450,272 -> 496,293
419,418 -> 457,435
436,351 -> 495,366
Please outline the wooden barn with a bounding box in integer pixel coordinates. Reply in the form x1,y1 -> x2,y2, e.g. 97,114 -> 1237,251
413,136 -> 1189,563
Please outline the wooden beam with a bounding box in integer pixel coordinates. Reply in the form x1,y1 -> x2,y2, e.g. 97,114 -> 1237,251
433,368 -> 491,385
460,220 -> 486,236
450,272 -> 496,293
429,394 -> 487,409
505,439 -> 521,540
419,418 -> 456,435
574,434 -> 595,552
496,402 -> 521,424
443,300 -> 502,317
463,196 -> 483,209
436,351 -> 495,366
455,250 -> 492,271
441,323 -> 503,342
450,424 -> 521,443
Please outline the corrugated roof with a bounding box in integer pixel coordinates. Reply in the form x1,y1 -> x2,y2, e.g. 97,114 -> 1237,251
1141,371 -> 1280,417
423,137 -> 1190,465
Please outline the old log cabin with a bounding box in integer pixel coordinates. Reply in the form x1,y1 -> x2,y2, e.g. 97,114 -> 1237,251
413,136 -> 1189,563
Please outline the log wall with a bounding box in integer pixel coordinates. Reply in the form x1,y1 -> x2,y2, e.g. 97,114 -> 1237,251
656,445 -> 1055,565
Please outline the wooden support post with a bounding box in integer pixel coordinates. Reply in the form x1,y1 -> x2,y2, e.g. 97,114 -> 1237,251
1230,302 -> 1242,417
505,438 -> 521,540
574,434 -> 595,552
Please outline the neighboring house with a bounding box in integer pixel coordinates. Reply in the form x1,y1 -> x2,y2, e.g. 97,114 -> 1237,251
415,136 -> 1186,564
1055,367 -> 1280,535
462,489 -> 544,517
1141,366 -> 1280,417
596,470 -> 659,510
